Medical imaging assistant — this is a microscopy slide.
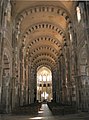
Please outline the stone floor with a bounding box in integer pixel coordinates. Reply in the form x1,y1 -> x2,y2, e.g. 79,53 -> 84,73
0,104 -> 89,120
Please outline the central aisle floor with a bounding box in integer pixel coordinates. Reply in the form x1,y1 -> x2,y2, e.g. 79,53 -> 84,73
0,104 -> 89,120
29,103 -> 54,120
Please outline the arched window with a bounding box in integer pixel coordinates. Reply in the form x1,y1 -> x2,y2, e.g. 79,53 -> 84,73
76,6 -> 81,23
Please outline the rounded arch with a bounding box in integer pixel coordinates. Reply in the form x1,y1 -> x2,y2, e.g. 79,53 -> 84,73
22,22 -> 66,42
37,65 -> 52,72
19,22 -> 66,59
27,36 -> 61,48
30,45 -> 59,57
37,66 -> 52,76
33,58 -> 55,65
30,52 -> 57,63
35,63 -> 53,71
33,60 -> 56,70
32,55 -> 56,66
16,5 -> 72,29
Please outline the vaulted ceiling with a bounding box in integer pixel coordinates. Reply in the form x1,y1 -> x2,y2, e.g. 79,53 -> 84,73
11,0 -> 76,70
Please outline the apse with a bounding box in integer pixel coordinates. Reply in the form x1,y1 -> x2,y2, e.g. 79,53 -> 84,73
37,66 -> 52,102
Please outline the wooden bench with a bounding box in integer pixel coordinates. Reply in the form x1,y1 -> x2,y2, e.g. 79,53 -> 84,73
47,102 -> 77,115
12,102 -> 42,115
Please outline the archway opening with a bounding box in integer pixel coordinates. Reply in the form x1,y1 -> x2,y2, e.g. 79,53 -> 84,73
37,66 -> 52,102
